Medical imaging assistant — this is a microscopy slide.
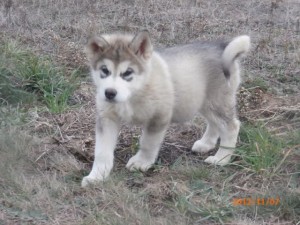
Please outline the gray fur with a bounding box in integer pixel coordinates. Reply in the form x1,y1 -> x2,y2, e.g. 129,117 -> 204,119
82,32 -> 250,186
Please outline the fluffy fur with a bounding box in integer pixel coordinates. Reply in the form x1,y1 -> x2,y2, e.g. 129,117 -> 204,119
82,31 -> 250,187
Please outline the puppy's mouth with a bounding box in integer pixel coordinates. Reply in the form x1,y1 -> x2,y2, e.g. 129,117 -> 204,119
105,98 -> 117,103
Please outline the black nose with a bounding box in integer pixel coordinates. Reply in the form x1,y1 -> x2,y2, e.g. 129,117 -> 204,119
105,88 -> 117,100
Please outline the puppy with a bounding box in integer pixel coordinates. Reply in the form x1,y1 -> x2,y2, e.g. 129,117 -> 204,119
82,31 -> 250,187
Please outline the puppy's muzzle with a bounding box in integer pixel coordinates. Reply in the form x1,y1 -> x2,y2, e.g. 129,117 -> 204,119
105,88 -> 117,101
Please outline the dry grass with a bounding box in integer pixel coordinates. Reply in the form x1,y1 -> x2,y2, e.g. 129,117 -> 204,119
0,0 -> 300,224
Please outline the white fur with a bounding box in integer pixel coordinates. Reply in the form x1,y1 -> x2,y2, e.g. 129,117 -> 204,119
126,125 -> 168,171
222,35 -> 251,75
82,33 -> 250,187
81,118 -> 120,187
92,59 -> 147,103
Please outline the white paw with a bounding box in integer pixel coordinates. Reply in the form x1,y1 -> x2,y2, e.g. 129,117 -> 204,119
192,140 -> 215,153
81,163 -> 112,187
204,155 -> 231,166
126,153 -> 154,172
81,176 -> 101,187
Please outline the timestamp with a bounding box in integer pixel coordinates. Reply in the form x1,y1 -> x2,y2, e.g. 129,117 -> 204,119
232,197 -> 280,206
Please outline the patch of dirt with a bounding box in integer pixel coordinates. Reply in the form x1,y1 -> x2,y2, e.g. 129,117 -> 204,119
238,86 -> 300,134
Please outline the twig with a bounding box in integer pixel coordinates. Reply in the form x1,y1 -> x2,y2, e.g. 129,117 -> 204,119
164,142 -> 189,149
233,186 -> 264,195
35,146 -> 52,162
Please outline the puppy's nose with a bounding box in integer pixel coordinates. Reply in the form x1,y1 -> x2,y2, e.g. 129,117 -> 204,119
105,88 -> 117,100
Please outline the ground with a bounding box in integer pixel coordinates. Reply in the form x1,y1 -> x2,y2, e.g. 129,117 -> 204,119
0,0 -> 299,224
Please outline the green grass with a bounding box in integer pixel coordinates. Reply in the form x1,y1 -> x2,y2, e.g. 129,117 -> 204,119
0,41 -> 79,113
170,187 -> 233,224
235,123 -> 286,173
0,105 -> 28,127
243,77 -> 269,92
0,67 -> 36,105
239,123 -> 300,170
225,123 -> 299,223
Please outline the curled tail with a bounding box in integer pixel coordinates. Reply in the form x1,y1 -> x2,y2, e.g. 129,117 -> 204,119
222,35 -> 250,79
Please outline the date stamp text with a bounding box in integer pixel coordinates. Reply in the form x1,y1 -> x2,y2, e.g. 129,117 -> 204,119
232,197 -> 280,206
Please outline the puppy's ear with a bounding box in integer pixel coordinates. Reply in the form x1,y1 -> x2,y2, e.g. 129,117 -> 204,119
86,36 -> 109,60
129,30 -> 153,60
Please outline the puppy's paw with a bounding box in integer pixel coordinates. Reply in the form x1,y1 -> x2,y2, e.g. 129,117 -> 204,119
81,163 -> 112,187
204,155 -> 231,166
192,140 -> 215,153
126,154 -> 154,172
81,176 -> 102,187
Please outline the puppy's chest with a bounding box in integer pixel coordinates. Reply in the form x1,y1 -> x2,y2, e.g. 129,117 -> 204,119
114,102 -> 149,125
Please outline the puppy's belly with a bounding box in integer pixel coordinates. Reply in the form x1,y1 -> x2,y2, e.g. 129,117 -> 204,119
170,89 -> 204,123
171,106 -> 199,123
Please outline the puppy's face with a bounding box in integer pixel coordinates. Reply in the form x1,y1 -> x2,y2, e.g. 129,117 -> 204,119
86,31 -> 152,103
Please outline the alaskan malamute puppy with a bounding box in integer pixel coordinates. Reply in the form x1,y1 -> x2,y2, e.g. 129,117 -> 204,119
82,31 -> 250,187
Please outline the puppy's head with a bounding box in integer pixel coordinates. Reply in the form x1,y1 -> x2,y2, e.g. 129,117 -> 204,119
86,31 -> 153,103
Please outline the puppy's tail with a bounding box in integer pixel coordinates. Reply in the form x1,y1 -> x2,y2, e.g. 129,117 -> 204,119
222,35 -> 250,79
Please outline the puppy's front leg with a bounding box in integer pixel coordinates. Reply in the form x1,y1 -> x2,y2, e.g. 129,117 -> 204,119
126,120 -> 169,172
81,117 -> 120,187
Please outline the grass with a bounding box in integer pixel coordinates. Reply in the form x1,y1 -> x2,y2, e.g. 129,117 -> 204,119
169,180 -> 234,223
0,129 -> 175,224
235,124 -> 300,177
236,123 -> 285,173
0,41 -> 79,113
0,0 -> 299,224
0,67 -> 36,105
243,77 -> 269,92
230,124 -> 300,222
0,124 -> 299,224
0,105 -> 28,127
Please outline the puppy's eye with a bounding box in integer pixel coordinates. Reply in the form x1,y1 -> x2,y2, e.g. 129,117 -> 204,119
121,68 -> 134,81
123,68 -> 133,77
100,65 -> 110,78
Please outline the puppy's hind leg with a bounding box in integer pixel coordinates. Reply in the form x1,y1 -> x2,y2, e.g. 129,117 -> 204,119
192,120 -> 219,153
205,118 -> 240,166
